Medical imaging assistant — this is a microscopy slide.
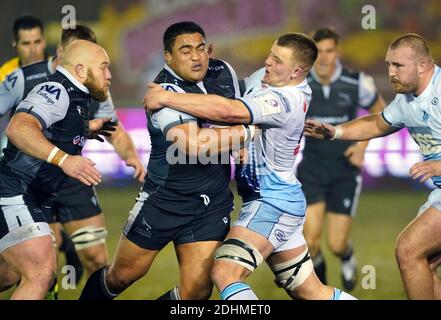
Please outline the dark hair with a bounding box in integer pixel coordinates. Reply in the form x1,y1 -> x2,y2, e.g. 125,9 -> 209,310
311,27 -> 340,45
61,25 -> 97,47
13,15 -> 44,42
390,33 -> 431,60
277,33 -> 318,72
163,21 -> 205,53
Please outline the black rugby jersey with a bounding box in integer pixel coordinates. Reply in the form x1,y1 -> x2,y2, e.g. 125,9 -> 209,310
0,66 -> 91,198
302,61 -> 378,169
145,58 -> 240,197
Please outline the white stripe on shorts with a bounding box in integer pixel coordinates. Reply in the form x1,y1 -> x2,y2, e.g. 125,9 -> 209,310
123,192 -> 149,235
0,195 -> 34,231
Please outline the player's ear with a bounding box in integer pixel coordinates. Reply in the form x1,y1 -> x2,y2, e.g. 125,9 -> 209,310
75,63 -> 87,80
56,44 -> 63,60
164,50 -> 172,65
207,43 -> 214,58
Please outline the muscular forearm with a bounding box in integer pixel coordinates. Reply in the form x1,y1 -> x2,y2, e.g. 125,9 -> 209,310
164,92 -> 250,124
6,113 -> 57,161
339,114 -> 395,141
168,124 -> 249,158
198,126 -> 247,156
106,123 -> 138,161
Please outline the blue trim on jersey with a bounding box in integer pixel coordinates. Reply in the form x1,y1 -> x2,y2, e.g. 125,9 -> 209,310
162,118 -> 197,136
237,98 -> 254,124
220,282 -> 252,300
332,288 -> 342,300
381,111 -> 393,126
16,108 -> 48,130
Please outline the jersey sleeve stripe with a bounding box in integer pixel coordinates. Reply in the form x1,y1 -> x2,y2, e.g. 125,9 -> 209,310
381,110 -> 393,126
15,108 -> 48,130
237,98 -> 254,124
162,118 -> 197,136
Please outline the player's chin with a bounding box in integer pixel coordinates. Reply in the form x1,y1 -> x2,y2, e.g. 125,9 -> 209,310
190,71 -> 206,82
92,89 -> 109,102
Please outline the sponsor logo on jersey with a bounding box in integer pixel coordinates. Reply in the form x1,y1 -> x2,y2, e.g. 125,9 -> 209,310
208,65 -> 225,71
26,72 -> 48,81
273,91 -> 291,112
7,72 -> 18,87
164,85 -> 177,92
73,135 -> 86,147
38,84 -> 61,100
432,97 -> 439,106
253,93 -> 282,116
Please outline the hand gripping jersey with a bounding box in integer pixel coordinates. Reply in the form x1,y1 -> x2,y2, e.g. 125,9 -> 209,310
382,65 -> 441,187
236,68 -> 311,216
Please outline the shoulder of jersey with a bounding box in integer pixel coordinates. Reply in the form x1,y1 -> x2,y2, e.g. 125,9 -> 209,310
340,67 -> 360,80
158,82 -> 186,93
31,81 -> 69,104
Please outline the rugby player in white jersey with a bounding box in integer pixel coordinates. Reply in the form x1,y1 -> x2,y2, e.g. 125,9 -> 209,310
305,33 -> 441,300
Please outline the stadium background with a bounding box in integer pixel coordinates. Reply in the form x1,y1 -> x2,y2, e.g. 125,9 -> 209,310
0,0 -> 440,299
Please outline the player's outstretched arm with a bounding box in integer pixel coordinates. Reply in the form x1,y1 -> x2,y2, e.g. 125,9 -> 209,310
144,83 -> 251,124
305,113 -> 397,141
7,112 -> 102,186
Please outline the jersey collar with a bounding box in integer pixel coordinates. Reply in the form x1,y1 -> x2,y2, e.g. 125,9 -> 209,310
310,60 -> 342,84
56,65 -> 89,93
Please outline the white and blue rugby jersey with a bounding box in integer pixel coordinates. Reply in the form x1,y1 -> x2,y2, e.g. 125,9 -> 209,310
237,69 -> 311,216
382,65 -> 441,186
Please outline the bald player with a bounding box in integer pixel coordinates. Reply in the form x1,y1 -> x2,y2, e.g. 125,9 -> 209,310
0,40 -> 112,299
305,34 -> 441,299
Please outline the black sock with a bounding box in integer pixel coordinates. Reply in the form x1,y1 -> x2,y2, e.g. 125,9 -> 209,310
341,244 -> 354,262
79,266 -> 118,300
313,252 -> 327,285
157,286 -> 181,300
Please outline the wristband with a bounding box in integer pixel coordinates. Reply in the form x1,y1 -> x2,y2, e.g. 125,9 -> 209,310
332,125 -> 343,140
47,147 -> 68,167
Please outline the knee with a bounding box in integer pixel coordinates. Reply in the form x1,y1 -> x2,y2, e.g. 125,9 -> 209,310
327,240 -> 347,257
80,247 -> 108,273
395,233 -> 416,266
305,235 -> 321,257
179,283 -> 213,300
22,268 -> 56,292
211,260 -> 233,289
211,260 -> 245,290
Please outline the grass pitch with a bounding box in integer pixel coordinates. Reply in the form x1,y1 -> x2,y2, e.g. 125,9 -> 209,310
1,183 -> 428,300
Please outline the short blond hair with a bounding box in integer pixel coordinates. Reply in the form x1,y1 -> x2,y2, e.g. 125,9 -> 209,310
390,33 -> 432,60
